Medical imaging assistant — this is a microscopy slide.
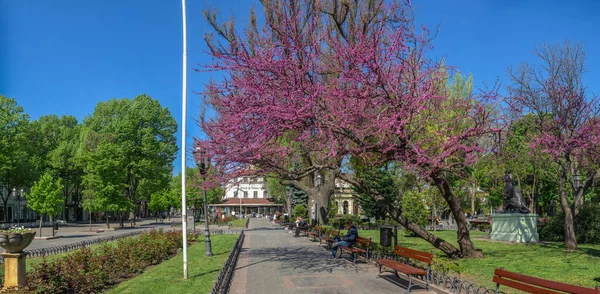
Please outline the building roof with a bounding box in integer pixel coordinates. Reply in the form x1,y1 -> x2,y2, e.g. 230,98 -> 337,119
213,198 -> 283,206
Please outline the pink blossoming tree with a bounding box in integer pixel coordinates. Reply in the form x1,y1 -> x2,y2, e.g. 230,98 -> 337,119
508,41 -> 600,251
199,0 -> 495,258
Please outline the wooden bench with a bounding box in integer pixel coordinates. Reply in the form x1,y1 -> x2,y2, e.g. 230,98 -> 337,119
318,229 -> 340,247
305,226 -> 323,241
298,224 -> 312,237
376,245 -> 433,293
492,267 -> 600,294
338,236 -> 371,263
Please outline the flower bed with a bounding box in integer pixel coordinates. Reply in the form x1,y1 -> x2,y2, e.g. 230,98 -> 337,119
2,229 -> 182,293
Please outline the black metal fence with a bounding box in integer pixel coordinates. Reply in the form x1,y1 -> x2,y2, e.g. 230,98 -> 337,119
368,252 -> 499,294
0,231 -> 145,264
210,230 -> 245,294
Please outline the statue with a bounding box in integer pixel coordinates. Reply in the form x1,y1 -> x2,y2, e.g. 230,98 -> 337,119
502,173 -> 530,213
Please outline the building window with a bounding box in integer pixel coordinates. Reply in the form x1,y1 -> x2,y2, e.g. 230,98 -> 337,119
263,191 -> 267,198
343,201 -> 349,215
234,191 -> 238,198
253,191 -> 258,198
243,191 -> 248,198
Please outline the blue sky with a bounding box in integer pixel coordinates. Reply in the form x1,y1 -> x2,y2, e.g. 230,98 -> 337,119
2,0 -> 599,173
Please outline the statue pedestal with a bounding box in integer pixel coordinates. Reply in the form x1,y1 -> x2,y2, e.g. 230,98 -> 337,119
491,213 -> 539,243
1,252 -> 27,289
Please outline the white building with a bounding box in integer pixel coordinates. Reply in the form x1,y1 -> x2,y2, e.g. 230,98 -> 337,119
331,178 -> 360,215
215,174 -> 361,218
214,173 -> 283,216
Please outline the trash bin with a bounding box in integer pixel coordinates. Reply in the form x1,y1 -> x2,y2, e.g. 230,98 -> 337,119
380,227 -> 393,247
53,222 -> 59,230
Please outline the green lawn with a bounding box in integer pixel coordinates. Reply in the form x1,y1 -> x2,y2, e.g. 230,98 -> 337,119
356,229 -> 600,290
105,234 -> 239,294
228,218 -> 247,228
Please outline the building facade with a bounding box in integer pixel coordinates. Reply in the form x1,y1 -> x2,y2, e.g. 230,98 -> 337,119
331,178 -> 360,216
215,174 -> 283,217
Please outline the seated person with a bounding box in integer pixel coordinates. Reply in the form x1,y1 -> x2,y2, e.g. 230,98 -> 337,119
330,221 -> 358,259
295,216 -> 306,227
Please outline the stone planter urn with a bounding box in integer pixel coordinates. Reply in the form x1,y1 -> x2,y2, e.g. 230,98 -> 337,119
0,231 -> 36,253
0,231 -> 36,290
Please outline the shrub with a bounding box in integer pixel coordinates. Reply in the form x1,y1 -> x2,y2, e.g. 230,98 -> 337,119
16,229 -> 183,293
401,191 -> 428,237
539,203 -> 600,244
293,204 -> 307,219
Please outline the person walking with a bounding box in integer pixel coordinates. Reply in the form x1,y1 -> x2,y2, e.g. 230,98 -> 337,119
330,221 -> 358,259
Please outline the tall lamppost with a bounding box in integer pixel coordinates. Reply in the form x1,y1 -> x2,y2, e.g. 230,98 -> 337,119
193,146 -> 213,257
12,188 -> 16,224
314,171 -> 323,225
17,188 -> 23,226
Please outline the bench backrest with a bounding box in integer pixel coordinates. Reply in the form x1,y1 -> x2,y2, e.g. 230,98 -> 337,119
356,236 -> 371,247
328,230 -> 340,237
393,245 -> 433,265
493,268 -> 600,294
312,226 -> 322,232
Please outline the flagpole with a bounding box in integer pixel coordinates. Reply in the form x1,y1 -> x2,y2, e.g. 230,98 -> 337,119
180,0 -> 189,280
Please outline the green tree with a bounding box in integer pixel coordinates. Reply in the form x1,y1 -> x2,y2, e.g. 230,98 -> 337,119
81,95 -> 178,227
29,115 -> 84,221
27,171 -> 64,237
149,190 -> 169,223
401,190 -> 429,236
81,139 -> 128,229
328,198 -> 338,220
293,204 -> 307,219
0,95 -> 33,221
81,190 -> 101,231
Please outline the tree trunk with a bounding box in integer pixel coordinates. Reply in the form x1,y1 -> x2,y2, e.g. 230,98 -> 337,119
434,176 -> 484,258
389,210 -> 462,258
51,215 -> 55,237
39,214 -> 43,237
470,183 -> 476,215
558,170 -> 577,250
3,201 -> 8,223
89,213 -> 92,231
106,212 -> 110,229
119,212 -> 124,228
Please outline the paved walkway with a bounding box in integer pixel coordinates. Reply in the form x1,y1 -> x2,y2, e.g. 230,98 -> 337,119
230,218 -> 439,294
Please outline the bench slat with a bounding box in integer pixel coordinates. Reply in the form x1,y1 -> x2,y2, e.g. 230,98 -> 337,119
377,259 -> 427,276
494,268 -> 599,294
393,246 -> 433,264
492,276 -> 562,294
342,246 -> 366,254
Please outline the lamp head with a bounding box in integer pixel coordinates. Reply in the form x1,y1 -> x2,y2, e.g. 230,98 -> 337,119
314,172 -> 324,188
193,146 -> 210,176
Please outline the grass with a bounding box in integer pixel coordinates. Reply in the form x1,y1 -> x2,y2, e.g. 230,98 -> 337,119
228,218 -> 247,228
355,229 -> 600,290
105,234 -> 239,294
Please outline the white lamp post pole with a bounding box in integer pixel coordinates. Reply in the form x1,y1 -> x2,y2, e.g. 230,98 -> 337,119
180,0 -> 188,280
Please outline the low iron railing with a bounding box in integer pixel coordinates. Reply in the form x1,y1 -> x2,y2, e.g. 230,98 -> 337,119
210,230 -> 245,294
0,231 -> 145,264
368,252 -> 498,294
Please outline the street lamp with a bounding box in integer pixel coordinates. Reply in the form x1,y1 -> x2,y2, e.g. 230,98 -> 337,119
193,146 -> 213,257
238,185 -> 242,218
12,188 -> 16,224
574,174 -> 583,191
314,171 -> 323,225
18,189 -> 23,226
